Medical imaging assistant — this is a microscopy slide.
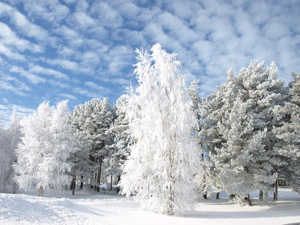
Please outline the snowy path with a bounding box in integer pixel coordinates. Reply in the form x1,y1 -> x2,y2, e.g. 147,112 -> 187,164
1,189 -> 300,225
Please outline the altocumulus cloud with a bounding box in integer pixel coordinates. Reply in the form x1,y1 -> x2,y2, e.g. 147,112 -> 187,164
0,0 -> 299,123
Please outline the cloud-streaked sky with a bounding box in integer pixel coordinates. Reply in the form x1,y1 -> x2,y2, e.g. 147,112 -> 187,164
0,0 -> 299,123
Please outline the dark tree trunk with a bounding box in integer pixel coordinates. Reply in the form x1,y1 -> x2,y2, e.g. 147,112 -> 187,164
245,194 -> 252,206
216,192 -> 220,199
116,175 -> 121,193
110,174 -> 113,191
80,176 -> 83,189
273,165 -> 278,201
71,176 -> 76,195
203,192 -> 207,199
96,156 -> 103,192
259,190 -> 263,200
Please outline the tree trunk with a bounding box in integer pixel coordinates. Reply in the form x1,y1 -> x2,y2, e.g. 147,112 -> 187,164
116,175 -> 121,193
259,190 -> 263,200
273,165 -> 278,200
80,176 -> 83,190
216,192 -> 220,199
203,192 -> 208,199
110,174 -> 113,191
38,186 -> 44,197
96,156 -> 103,192
246,194 -> 252,206
71,176 -> 76,195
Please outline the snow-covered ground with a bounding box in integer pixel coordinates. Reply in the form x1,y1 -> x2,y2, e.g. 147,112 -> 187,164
0,188 -> 300,225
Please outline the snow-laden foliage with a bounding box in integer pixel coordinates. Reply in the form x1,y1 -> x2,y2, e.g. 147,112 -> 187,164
0,111 -> 20,193
120,44 -> 201,215
14,101 -> 77,195
199,61 -> 288,203
105,95 -> 131,183
273,73 -> 300,193
71,98 -> 113,188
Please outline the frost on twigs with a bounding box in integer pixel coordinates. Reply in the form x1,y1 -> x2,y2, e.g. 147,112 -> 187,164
120,43 -> 201,216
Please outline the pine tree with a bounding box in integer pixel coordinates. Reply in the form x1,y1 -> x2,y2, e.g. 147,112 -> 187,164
198,61 -> 287,203
120,44 -> 201,216
273,73 -> 300,193
71,98 -> 113,191
105,95 -> 130,191
237,61 -> 288,200
198,70 -> 239,198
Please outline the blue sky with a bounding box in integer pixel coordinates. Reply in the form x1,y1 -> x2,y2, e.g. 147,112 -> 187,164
0,0 -> 299,123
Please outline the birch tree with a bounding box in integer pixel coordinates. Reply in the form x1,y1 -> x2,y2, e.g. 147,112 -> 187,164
120,44 -> 201,215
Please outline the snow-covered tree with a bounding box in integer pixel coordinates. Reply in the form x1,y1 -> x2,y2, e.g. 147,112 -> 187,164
198,61 -> 287,203
71,98 -> 113,191
273,73 -> 300,193
120,44 -> 201,216
237,61 -> 288,200
47,100 -> 78,190
14,101 -> 77,196
0,110 -> 20,193
105,95 -> 130,190
198,70 -> 239,198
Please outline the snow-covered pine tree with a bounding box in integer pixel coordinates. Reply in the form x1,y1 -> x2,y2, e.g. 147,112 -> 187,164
71,98 -> 113,191
120,44 -> 201,216
198,61 -> 286,203
237,61 -> 288,200
105,95 -> 130,191
214,97 -> 269,206
197,70 -> 240,198
273,73 -> 300,193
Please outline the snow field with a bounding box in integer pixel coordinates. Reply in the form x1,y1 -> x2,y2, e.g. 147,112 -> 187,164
1,189 -> 300,225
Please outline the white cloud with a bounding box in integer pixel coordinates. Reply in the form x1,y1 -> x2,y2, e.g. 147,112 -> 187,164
0,73 -> 31,96
84,81 -> 111,94
0,22 -> 43,53
48,80 -> 71,89
9,66 -> 45,84
0,2 -> 52,43
73,87 -> 101,99
72,12 -> 96,28
45,58 -> 79,71
0,43 -> 25,61
22,0 -> 70,23
29,64 -> 70,80
90,2 -> 123,28
59,93 -> 77,100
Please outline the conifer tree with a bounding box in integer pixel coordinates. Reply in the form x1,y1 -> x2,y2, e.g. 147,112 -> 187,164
273,73 -> 300,193
71,98 -> 113,191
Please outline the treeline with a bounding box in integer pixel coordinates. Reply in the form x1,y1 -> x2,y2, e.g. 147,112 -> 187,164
0,98 -> 130,196
0,59 -> 299,205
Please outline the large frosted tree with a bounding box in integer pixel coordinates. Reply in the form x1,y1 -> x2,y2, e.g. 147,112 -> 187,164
14,101 -> 77,196
120,44 -> 201,216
